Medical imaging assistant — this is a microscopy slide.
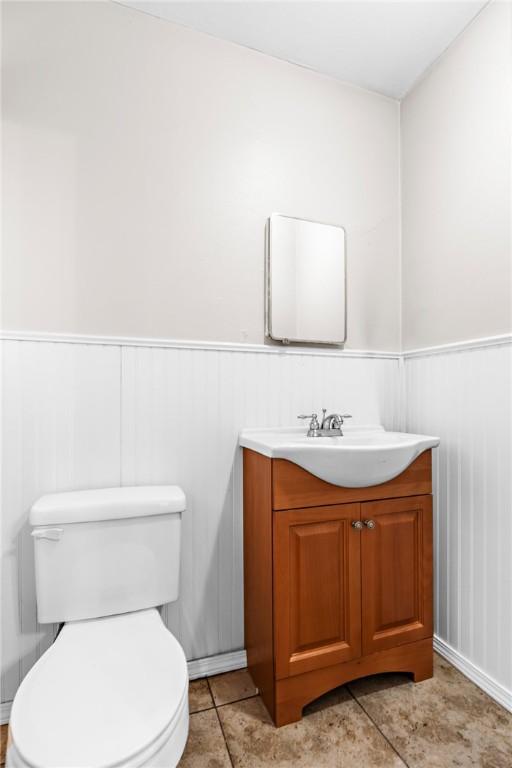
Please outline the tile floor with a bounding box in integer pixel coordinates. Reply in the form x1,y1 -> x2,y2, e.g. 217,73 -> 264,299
182,657 -> 512,768
1,657 -> 511,767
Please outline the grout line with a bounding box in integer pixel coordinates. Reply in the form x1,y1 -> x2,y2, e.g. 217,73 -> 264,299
346,685 -> 411,768
214,693 -> 259,710
190,705 -> 216,715
191,677 -> 235,766
205,674 -> 259,710
204,674 -> 257,766
213,706 -> 236,768
206,676 -> 217,708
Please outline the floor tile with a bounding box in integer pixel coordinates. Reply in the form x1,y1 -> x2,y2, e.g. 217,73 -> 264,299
209,668 -> 258,707
348,654 -> 512,768
189,678 -> 215,713
178,709 -> 231,767
218,688 -> 406,767
0,725 -> 8,767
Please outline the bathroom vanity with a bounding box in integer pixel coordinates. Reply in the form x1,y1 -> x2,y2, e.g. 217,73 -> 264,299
240,425 -> 439,727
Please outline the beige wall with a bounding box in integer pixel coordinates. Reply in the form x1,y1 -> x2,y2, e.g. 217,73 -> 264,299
2,1 -> 400,351
401,0 -> 512,351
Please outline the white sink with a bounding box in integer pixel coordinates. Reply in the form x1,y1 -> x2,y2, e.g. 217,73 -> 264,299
239,425 -> 440,488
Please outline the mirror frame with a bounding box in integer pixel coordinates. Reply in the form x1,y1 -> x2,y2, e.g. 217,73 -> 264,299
265,213 -> 347,346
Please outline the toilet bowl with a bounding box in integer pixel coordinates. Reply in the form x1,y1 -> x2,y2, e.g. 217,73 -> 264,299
7,609 -> 189,768
6,486 -> 189,768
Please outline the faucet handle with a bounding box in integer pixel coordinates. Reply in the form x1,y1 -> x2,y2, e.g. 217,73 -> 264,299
298,413 -> 320,428
298,413 -> 321,436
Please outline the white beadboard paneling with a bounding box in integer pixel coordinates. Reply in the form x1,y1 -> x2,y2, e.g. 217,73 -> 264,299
404,343 -> 512,697
4,332 -> 511,717
1,341 -> 121,702
120,345 -> 400,661
0,336 -> 401,708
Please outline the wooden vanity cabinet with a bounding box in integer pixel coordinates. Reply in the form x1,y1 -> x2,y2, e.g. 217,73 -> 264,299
243,448 -> 434,727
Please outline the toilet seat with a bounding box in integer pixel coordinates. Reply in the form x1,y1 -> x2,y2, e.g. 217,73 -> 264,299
8,609 -> 189,768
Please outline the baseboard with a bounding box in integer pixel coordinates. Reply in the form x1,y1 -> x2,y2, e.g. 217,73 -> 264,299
187,649 -> 247,680
1,700 -> 12,726
0,649 -> 248,724
3,642 -> 510,723
434,635 -> 512,714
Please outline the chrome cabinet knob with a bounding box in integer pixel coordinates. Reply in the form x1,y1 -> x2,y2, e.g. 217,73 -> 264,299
351,520 -> 364,530
364,519 -> 376,529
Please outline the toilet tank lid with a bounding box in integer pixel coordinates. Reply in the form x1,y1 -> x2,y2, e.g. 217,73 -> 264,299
30,486 -> 186,526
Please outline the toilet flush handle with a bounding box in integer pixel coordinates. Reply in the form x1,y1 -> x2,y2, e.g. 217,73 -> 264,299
31,528 -> 64,541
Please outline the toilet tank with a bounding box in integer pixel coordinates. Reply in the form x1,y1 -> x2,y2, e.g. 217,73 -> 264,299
30,486 -> 185,624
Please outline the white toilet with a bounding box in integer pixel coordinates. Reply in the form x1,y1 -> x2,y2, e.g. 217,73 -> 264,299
7,486 -> 189,768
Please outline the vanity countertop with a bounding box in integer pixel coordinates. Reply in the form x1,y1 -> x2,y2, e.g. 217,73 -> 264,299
239,425 -> 439,487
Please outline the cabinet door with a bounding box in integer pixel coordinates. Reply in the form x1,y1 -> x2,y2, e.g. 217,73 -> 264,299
274,504 -> 361,679
361,495 -> 433,655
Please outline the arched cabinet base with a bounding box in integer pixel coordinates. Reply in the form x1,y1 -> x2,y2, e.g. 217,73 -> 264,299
274,638 -> 433,727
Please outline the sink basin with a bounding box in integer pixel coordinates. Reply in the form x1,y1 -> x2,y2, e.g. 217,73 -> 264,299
239,425 -> 440,488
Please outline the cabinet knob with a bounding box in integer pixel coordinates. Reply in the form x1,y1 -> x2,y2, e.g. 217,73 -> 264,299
364,519 -> 376,529
351,520 -> 364,530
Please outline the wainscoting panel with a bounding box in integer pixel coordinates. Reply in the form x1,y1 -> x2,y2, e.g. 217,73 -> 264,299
404,343 -> 512,699
3,335 -> 511,715
1,341 -> 122,704
120,345 -> 401,661
1,338 -> 400,710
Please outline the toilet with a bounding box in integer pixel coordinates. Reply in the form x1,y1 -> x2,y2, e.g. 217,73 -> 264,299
6,486 -> 189,768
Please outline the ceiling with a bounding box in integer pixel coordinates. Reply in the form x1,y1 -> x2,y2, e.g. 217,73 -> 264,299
118,0 -> 488,99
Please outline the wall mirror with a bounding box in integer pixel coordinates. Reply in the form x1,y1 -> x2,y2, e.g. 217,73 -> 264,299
266,214 -> 346,345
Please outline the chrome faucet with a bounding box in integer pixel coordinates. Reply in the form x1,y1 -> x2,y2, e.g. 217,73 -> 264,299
298,409 -> 352,437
